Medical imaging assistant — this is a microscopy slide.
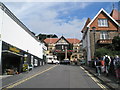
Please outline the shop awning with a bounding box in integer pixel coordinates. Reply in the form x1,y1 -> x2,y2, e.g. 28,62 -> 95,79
2,50 -> 23,57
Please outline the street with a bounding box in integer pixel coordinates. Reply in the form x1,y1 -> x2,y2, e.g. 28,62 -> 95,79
2,64 -> 107,89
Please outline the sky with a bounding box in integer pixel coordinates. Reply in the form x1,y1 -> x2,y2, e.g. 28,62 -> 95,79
3,1 -> 119,40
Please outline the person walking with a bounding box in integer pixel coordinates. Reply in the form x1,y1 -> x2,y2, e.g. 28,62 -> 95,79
100,56 -> 105,73
94,57 -> 101,76
113,55 -> 120,84
103,54 -> 111,76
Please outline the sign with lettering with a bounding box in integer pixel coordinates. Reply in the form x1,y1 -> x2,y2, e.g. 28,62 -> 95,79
9,47 -> 20,53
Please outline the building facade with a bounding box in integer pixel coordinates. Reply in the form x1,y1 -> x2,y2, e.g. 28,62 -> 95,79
0,3 -> 45,74
81,8 -> 120,64
44,36 -> 82,62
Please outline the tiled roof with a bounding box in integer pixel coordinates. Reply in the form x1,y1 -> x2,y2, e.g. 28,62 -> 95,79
81,18 -> 91,33
44,38 -> 59,44
110,9 -> 120,20
67,38 -> 80,44
44,38 -> 80,44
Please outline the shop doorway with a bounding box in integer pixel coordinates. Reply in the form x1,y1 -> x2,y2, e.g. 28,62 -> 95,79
2,51 -> 23,74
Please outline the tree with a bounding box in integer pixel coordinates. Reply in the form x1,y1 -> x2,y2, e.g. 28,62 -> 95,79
112,36 -> 120,51
96,48 -> 112,57
96,36 -> 120,57
37,34 -> 58,42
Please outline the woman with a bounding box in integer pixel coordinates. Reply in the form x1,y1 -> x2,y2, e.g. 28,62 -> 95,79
113,55 -> 120,84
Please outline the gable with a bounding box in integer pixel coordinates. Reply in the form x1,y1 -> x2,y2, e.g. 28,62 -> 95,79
90,11 -> 118,31
87,8 -> 119,31
56,37 -> 69,45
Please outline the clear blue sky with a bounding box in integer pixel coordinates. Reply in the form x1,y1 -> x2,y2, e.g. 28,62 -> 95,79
4,2 -> 119,40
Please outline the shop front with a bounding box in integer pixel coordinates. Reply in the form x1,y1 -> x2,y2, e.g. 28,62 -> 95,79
2,41 -> 44,75
2,41 -> 24,75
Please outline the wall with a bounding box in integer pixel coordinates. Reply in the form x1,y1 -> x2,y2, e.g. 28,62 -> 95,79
0,9 -> 43,59
90,11 -> 118,31
89,11 -> 119,59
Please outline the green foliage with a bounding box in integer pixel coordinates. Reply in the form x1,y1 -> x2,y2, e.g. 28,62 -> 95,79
96,48 -> 111,57
96,36 -> 120,57
37,34 -> 58,42
112,36 -> 120,51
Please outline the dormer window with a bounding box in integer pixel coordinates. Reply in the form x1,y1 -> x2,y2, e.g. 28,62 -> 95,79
98,19 -> 108,27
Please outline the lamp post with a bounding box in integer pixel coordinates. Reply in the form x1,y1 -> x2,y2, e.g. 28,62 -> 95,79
92,27 -> 96,60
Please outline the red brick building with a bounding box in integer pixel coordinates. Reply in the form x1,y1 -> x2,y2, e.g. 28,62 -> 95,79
81,8 -> 120,63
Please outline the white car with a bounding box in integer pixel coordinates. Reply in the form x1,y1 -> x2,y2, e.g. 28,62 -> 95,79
53,60 -> 60,64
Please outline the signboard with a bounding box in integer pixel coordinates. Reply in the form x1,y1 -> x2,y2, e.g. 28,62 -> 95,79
9,47 -> 20,53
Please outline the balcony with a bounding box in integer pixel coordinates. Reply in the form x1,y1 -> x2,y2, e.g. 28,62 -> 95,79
55,49 -> 73,53
97,39 -> 112,44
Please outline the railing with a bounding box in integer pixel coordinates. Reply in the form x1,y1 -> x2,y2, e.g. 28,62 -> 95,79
97,39 -> 112,44
55,49 -> 73,53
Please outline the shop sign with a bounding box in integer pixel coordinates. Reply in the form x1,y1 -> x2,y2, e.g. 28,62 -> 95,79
9,47 -> 20,53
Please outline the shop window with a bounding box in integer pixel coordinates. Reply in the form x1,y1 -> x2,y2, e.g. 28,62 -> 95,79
34,59 -> 38,67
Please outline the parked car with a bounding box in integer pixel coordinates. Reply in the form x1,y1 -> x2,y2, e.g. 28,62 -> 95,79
53,60 -> 60,64
28,64 -> 33,71
60,59 -> 70,65
79,60 -> 85,65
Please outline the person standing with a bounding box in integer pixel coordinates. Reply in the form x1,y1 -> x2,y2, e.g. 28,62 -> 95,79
94,57 -> 101,76
113,55 -> 120,84
103,54 -> 111,76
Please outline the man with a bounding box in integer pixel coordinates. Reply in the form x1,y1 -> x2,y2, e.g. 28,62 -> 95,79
94,57 -> 101,76
103,54 -> 111,76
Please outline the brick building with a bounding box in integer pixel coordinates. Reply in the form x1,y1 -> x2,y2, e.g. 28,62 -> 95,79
44,36 -> 82,61
81,8 -> 120,64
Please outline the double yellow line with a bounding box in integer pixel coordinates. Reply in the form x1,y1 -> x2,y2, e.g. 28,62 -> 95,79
2,65 -> 57,89
80,66 -> 108,90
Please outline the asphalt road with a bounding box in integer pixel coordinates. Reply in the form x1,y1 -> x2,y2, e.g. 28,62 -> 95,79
3,65 -> 105,89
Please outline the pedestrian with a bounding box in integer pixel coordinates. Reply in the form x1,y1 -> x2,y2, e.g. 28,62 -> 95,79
103,54 -> 111,76
113,55 -> 120,84
94,57 -> 101,76
100,56 -> 105,73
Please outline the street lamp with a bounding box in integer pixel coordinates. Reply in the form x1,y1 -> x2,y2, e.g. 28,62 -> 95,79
92,27 -> 96,60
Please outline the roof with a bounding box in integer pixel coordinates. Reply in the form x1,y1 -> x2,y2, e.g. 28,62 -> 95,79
44,38 -> 59,44
81,18 -> 91,33
67,38 -> 80,44
56,36 -> 70,44
44,38 -> 80,44
87,8 -> 120,28
110,9 -> 120,20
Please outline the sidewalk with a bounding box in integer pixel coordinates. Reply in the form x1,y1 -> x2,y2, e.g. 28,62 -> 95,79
0,75 -> 13,79
82,65 -> 120,89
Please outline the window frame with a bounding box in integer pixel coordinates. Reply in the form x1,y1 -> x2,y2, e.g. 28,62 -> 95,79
100,31 -> 109,39
98,19 -> 108,27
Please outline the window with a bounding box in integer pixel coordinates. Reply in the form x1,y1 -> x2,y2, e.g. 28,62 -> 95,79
100,31 -> 109,39
98,19 -> 108,27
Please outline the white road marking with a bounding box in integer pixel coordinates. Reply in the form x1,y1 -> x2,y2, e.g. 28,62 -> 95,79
80,66 -> 108,90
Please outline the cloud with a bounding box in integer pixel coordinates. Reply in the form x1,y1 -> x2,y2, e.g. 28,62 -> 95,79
4,2 -> 90,39
1,0 -> 119,2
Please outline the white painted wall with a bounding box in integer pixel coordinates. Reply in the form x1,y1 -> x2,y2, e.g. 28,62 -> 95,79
0,9 -> 43,59
0,8 -> 4,75
87,30 -> 91,62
